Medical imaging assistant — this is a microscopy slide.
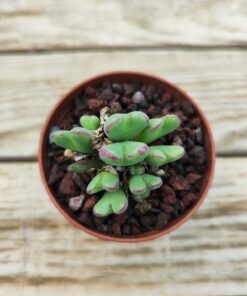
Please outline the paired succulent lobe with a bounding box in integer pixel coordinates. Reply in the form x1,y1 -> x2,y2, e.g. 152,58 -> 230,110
132,190 -> 150,201
146,145 -> 185,166
87,171 -> 119,194
134,115 -> 180,144
51,127 -> 93,153
104,111 -> 149,141
93,190 -> 128,217
80,115 -> 100,130
68,159 -> 103,174
129,173 -> 163,194
99,141 -> 149,166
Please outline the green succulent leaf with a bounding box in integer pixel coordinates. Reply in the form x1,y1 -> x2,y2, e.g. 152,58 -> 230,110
129,173 -> 163,194
132,190 -> 150,201
93,190 -> 128,217
99,141 -> 149,166
51,127 -> 93,153
128,164 -> 145,175
67,159 -> 103,174
146,145 -> 185,166
87,171 -> 119,194
134,115 -> 180,144
104,111 -> 149,141
80,115 -> 100,130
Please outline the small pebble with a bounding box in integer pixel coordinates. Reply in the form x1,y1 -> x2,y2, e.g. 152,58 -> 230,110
58,173 -> 78,196
112,83 -> 123,94
132,91 -> 148,107
169,175 -> 190,191
69,194 -> 85,211
84,86 -> 97,97
87,99 -> 105,110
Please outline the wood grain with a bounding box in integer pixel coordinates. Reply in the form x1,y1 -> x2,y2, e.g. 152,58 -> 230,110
0,157 -> 246,295
0,0 -> 247,51
0,50 -> 247,157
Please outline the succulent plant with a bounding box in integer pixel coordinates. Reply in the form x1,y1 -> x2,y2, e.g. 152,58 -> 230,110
51,109 -> 184,217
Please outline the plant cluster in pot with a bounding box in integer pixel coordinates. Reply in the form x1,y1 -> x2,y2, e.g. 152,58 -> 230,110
39,71 -> 215,242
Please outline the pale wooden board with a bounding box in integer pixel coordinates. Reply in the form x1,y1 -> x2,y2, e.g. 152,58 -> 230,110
0,157 -> 246,295
0,50 -> 247,157
0,0 -> 247,51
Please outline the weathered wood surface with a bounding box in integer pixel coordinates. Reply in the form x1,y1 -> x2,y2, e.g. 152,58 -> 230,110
0,0 -> 247,51
0,50 -> 247,157
0,158 -> 246,295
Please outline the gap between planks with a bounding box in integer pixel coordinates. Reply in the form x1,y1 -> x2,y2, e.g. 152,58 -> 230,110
0,45 -> 247,56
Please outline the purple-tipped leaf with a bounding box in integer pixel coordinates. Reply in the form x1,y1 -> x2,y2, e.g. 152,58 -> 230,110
93,190 -> 128,217
99,141 -> 149,166
104,111 -> 149,141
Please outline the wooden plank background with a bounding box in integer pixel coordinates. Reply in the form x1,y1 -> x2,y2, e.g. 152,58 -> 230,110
0,50 -> 247,157
0,0 -> 247,51
0,158 -> 247,295
0,0 -> 247,295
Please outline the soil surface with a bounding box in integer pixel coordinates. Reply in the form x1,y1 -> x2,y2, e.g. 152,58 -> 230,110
47,80 -> 208,236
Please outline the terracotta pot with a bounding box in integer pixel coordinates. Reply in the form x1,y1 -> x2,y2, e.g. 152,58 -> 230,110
38,71 -> 215,242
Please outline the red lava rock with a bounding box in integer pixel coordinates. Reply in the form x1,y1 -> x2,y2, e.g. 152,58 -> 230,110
160,203 -> 173,214
181,101 -> 194,116
169,175 -> 190,191
155,212 -> 168,229
139,215 -> 154,229
98,88 -> 114,101
128,217 -> 140,227
55,155 -> 67,164
60,117 -> 74,130
110,101 -> 122,113
149,199 -> 160,208
48,163 -> 65,185
190,117 -> 201,127
87,99 -> 105,110
83,196 -> 98,212
182,192 -> 196,206
97,224 -> 108,232
84,86 -> 97,98
112,223 -> 122,236
81,173 -> 91,183
122,224 -> 131,235
78,212 -> 93,228
131,225 -> 141,235
163,194 -> 177,205
145,84 -> 156,101
174,111 -> 187,123
120,96 -> 132,106
161,108 -> 169,116
186,173 -> 202,184
123,83 -> 135,95
190,146 -> 206,165
58,173 -> 78,196
94,216 -> 105,227
72,173 -> 85,188
127,103 -> 138,111
162,92 -> 172,103
147,105 -> 160,116
68,194 -> 85,211
162,185 -> 176,203
114,212 -> 128,224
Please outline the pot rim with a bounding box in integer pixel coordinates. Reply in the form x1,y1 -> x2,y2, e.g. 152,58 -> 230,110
38,71 -> 216,242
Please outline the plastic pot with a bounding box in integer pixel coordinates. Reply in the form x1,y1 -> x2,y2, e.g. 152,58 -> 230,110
38,71 -> 215,242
